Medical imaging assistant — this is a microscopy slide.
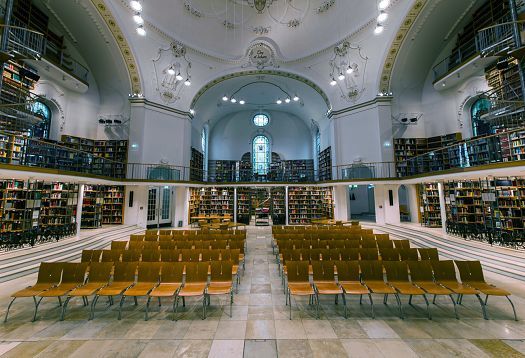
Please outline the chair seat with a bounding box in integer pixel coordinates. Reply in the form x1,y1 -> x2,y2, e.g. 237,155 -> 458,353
314,282 -> 342,295
414,281 -> 453,295
149,283 -> 181,297
339,281 -> 370,295
207,282 -> 232,295
12,284 -> 55,297
288,282 -> 314,296
124,283 -> 158,296
389,281 -> 425,295
465,281 -> 511,296
97,282 -> 134,296
39,284 -> 79,297
364,281 -> 397,294
232,266 -> 238,276
438,281 -> 479,295
68,283 -> 107,297
178,283 -> 206,297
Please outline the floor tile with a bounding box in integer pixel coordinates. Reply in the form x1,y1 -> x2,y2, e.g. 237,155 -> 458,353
208,340 -> 244,358
358,320 -> 401,339
246,320 -> 276,339
275,320 -> 306,339
184,320 -> 219,339
277,339 -> 313,358
302,320 -> 338,339
214,320 -> 247,339
243,339 -> 277,358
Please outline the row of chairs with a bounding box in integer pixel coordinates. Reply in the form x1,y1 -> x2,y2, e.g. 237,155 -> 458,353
5,261 -> 236,322
141,229 -> 246,239
273,231 -> 379,241
272,223 -> 361,234
116,239 -> 245,252
274,238 -> 408,253
285,260 -> 517,321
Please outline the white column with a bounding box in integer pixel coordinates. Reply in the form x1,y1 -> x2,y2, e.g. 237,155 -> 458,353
234,187 -> 238,223
374,185 -> 386,225
285,186 -> 289,225
173,186 -> 189,228
76,184 -> 84,236
407,184 -> 420,223
437,181 -> 447,233
333,185 -> 349,221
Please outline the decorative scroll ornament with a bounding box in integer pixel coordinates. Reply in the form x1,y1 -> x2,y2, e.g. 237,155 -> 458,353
254,0 -> 268,12
316,0 -> 335,14
244,42 -> 278,69
329,41 -> 368,102
152,41 -> 192,104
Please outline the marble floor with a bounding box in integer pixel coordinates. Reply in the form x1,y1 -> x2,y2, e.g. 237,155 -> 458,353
0,225 -> 525,357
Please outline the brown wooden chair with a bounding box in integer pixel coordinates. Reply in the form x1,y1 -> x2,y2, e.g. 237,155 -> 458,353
181,249 -> 200,262
455,260 -> 517,321
379,248 -> 400,261
4,262 -> 64,322
159,241 -> 176,250
359,248 -> 379,261
130,234 -> 145,242
101,250 -> 122,263
146,262 -> 185,320
399,248 -> 419,261
81,249 -> 102,263
377,240 -> 394,249
418,248 -> 439,260
286,261 -> 318,320
118,262 -> 161,319
174,262 -> 209,320
393,239 -> 411,249
360,261 -> 403,318
360,239 -> 377,249
141,250 -> 161,262
206,261 -> 234,318
61,262 -> 113,320
383,261 -> 430,319
312,261 -> 344,316
91,262 -> 138,320
122,250 -> 141,262
336,261 -> 373,318
111,241 -> 127,250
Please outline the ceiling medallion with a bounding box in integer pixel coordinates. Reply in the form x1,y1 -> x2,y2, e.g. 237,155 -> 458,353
328,41 -> 368,103
152,41 -> 192,104
254,0 -> 268,12
244,42 -> 278,69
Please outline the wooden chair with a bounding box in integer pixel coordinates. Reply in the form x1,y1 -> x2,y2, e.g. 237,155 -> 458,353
359,248 -> 379,261
360,239 -> 377,249
146,262 -> 184,320
430,260 -> 487,319
101,250 -> 122,263
61,262 -> 113,320
359,261 -> 403,318
159,241 -> 176,250
206,261 -> 234,318
181,249 -> 199,262
399,248 -> 419,261
375,233 -> 390,241
418,248 -> 439,260
379,248 -> 400,261
407,261 -> 458,319
377,240 -> 394,249
81,249 -> 102,263
202,249 -> 220,262
174,262 -> 208,320
312,261 -> 344,316
141,250 -> 161,262
128,241 -> 145,251
286,261 -> 318,320
129,234 -> 145,242
393,239 -> 411,249
5,262 -> 65,322
91,262 -> 138,320
118,262 -> 161,319
383,261 -> 430,319
336,261 -> 373,318
122,250 -> 141,262
111,241 -> 127,250
341,248 -> 359,261
454,260 -> 517,321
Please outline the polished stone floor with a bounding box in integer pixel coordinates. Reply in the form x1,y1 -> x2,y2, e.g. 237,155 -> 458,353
0,225 -> 525,357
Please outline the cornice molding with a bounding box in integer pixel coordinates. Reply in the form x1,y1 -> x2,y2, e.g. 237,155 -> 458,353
130,98 -> 191,118
90,0 -> 142,94
329,96 -> 393,118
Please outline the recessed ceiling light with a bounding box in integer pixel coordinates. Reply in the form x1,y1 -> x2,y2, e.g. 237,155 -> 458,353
231,98 -> 237,103
378,0 -> 390,10
176,73 -> 183,81
276,99 -> 282,104
190,109 -> 195,115
184,78 -> 191,86
285,98 -> 291,103
377,11 -> 388,22
293,95 -> 299,101
338,73 -> 345,81
346,67 -> 354,74
239,100 -> 245,105
330,78 -> 337,86
133,13 -> 144,24
374,24 -> 384,35
167,66 -> 175,75
130,0 -> 142,12
136,25 -> 146,36
222,96 -> 229,101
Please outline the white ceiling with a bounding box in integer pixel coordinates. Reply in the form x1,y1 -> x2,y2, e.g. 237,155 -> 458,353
192,73 -> 330,128
141,0 -> 378,60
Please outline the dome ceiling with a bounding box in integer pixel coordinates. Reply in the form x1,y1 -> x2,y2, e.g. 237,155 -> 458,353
142,0 -> 379,60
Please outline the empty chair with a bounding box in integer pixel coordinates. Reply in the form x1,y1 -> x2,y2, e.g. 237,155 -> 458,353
142,250 -> 161,262
181,249 -> 200,262
159,241 -> 176,250
91,262 -> 138,320
159,234 -> 173,242
359,248 -> 379,261
111,241 -> 127,250
345,240 -> 360,248
202,249 -> 221,262
146,262 -> 185,320
329,248 -> 341,261
418,248 -> 439,260
359,261 -> 403,318
128,241 -> 145,251
61,262 -> 114,320
454,260 -> 517,321
331,240 -> 346,249
319,248 -> 332,261
286,261 -> 318,320
377,240 -> 394,249
143,241 -> 160,250
379,248 -> 400,261
399,248 -> 419,261
101,250 -> 122,263
4,262 -> 64,322
361,239 -> 377,249
312,261 -> 344,316
375,233 -> 390,241
211,240 -> 227,250
194,241 -> 211,250
340,248 -> 359,261
34,263 -> 89,321
122,250 -> 141,262
206,261 -> 234,318
407,261 -> 458,319
430,260 -> 487,319
160,249 -> 178,262
118,262 -> 161,319
81,249 -> 102,263
129,234 -> 145,242
393,240 -> 411,249
383,261 -> 430,319
174,262 -> 209,320
336,261 -> 373,318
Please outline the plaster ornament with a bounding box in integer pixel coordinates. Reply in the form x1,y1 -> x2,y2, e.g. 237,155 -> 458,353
244,42 -> 278,69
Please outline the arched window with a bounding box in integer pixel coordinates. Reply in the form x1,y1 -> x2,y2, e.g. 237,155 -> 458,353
30,101 -> 51,139
252,135 -> 270,175
315,129 -> 320,157
201,127 -> 207,153
253,113 -> 269,127
471,98 -> 491,137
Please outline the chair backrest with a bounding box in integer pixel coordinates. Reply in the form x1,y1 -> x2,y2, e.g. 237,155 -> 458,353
159,241 -> 176,250
185,262 -> 209,283
454,260 -> 486,283
160,249 -> 177,262
383,261 -> 409,282
122,250 -> 141,262
175,241 -> 192,250
60,262 -> 84,283
375,233 -> 390,241
211,240 -> 227,250
361,239 -> 377,249
393,239 -> 411,249
229,249 -> 240,264
359,248 -> 379,261
101,250 -> 122,263
216,249 -> 228,261
379,248 -> 400,261
407,261 -> 434,282
345,240 -> 360,248
128,241 -> 144,251
87,262 -> 113,283
331,240 -> 345,249
399,248 -> 419,261
418,248 -> 439,260
81,250 -> 94,263
113,262 -> 138,282
329,248 -> 341,261
286,261 -> 310,283
143,241 -> 160,250
36,262 -> 64,284
129,234 -> 145,242
160,262 -> 184,283
359,261 -> 384,281
312,260 -> 335,282
142,250 -> 161,262
341,248 -> 359,261
111,241 -> 127,250
181,249 -> 199,262
137,262 -> 161,283
377,240 -> 394,249
210,261 -> 233,282
336,261 -> 360,282
430,260 -> 458,282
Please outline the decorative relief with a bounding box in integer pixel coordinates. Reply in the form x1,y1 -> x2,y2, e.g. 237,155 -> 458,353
152,41 -> 192,104
184,0 -> 204,17
316,0 -> 335,14
250,25 -> 271,35
244,42 -> 278,69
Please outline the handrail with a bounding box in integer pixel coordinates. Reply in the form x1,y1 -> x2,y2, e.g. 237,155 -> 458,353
0,24 -> 45,37
478,19 -> 525,32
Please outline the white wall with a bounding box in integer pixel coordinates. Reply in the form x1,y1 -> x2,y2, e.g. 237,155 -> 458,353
208,110 -> 313,161
124,185 -> 148,228
374,184 -> 400,225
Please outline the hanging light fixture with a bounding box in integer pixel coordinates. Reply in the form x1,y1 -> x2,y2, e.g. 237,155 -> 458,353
378,0 -> 390,10
175,72 -> 183,81
184,78 -> 191,86
189,109 -> 195,115
346,66 -> 354,74
377,11 -> 388,22
239,100 -> 245,105
136,25 -> 146,36
222,95 -> 229,101
130,0 -> 142,11
338,72 -> 345,81
133,13 -> 144,24
374,23 -> 384,35
330,78 -> 337,86
167,66 -> 175,75
231,97 -> 237,103
293,95 -> 299,101
285,98 -> 291,103
276,99 -> 282,104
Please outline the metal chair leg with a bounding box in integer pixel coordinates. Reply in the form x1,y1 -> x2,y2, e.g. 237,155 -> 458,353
408,295 -> 413,306
4,297 -> 16,322
422,294 -> 431,320
341,293 -> 347,319
506,296 -> 518,321
90,295 -> 100,320
173,295 -> 180,321
118,296 -> 126,320
368,293 -> 375,319
230,290 -> 233,318
60,296 -> 72,321
58,296 -> 62,307
32,296 -> 43,322
133,296 -> 138,306
485,295 -> 489,305
315,292 -> 320,319
433,294 -> 437,305
145,296 -> 152,321
202,295 -> 207,320
475,294 -> 488,320
359,295 -> 362,305
289,290 -> 292,320
448,294 -> 459,320
384,294 -> 388,304
394,293 -> 404,320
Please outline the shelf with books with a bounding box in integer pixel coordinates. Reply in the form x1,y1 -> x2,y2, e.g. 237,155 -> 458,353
81,185 -> 103,229
318,147 -> 332,181
102,185 -> 125,225
236,187 -> 252,224
287,186 -> 334,225
190,147 -> 204,182
418,183 -> 442,227
188,187 -> 235,221
271,187 -> 286,225
39,182 -> 78,229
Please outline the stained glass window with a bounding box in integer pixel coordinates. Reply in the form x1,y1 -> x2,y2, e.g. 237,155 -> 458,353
252,135 -> 270,175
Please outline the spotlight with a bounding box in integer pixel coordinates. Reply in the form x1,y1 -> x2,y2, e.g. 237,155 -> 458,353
285,98 -> 291,103
346,66 -> 354,74
410,117 -> 418,123
167,66 -> 175,75
176,72 -> 183,81
222,95 -> 229,101
378,0 -> 390,10
231,98 -> 237,103
130,0 -> 142,11
330,78 -> 337,86
400,117 -> 408,123
105,119 -> 113,124
114,119 -> 122,124
190,109 -> 195,115
239,100 -> 245,105
293,95 -> 299,101
136,25 -> 146,36
374,23 -> 384,35
338,73 -> 345,81
377,11 -> 388,22
276,99 -> 282,104
99,119 -> 105,124
184,78 -> 191,86
133,13 -> 144,24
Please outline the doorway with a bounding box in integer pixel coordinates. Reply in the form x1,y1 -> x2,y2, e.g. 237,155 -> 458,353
349,184 -> 376,222
147,186 -> 173,228
398,185 -> 411,222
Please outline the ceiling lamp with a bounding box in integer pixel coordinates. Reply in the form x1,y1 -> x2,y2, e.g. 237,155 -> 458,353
330,78 -> 337,86
133,13 -> 144,24
374,23 -> 384,35
184,78 -> 191,86
338,73 -> 345,81
136,25 -> 146,36
231,98 -> 237,103
346,66 -> 354,74
285,98 -> 291,103
377,11 -> 388,22
190,109 -> 195,115
293,95 -> 299,101
276,99 -> 282,104
130,0 -> 142,11
378,0 -> 390,10
175,72 -> 183,81
222,95 -> 229,101
167,66 -> 175,76
239,100 -> 245,105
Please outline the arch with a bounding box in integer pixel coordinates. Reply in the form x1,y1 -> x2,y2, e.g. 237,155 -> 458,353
252,135 -> 270,175
30,101 -> 52,139
470,97 -> 492,137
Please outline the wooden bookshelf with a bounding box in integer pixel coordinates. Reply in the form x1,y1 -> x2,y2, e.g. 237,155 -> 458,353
418,183 -> 442,227
444,180 -> 484,226
102,185 -> 124,225
190,147 -> 204,182
236,187 -> 252,224
0,179 -> 36,233
318,147 -> 332,181
271,187 -> 286,225
208,160 -> 237,182
188,187 -> 235,221
0,133 -> 25,165
288,186 -> 334,225
81,185 -> 103,228
39,182 -> 78,229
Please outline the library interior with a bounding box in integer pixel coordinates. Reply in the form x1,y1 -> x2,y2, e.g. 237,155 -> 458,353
1,0 -> 525,357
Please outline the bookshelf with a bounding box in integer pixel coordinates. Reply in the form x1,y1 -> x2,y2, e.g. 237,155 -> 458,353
282,160 -> 315,182
288,186 -> 334,225
188,187 -> 235,220
102,186 -> 125,225
271,187 -> 286,225
190,147 -> 204,181
208,160 -> 237,182
444,180 -> 484,226
39,182 -> 78,229
418,183 -> 442,227
236,187 -> 252,224
0,133 -> 25,165
0,179 -> 41,233
81,185 -> 103,228
318,147 -> 332,181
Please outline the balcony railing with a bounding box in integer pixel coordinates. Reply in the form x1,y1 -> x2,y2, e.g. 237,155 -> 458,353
476,18 -> 520,57
1,18 -> 45,60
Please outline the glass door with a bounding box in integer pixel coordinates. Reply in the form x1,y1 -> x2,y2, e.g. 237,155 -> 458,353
147,186 -> 173,228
